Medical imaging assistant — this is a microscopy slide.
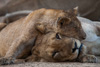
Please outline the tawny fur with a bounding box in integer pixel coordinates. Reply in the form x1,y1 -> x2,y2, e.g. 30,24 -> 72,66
0,8 -> 86,65
0,8 -> 98,65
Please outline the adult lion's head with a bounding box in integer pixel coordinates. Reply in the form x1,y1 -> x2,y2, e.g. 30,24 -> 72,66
26,31 -> 85,62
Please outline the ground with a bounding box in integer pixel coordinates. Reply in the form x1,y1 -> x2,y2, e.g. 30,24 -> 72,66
1,56 -> 100,67
1,62 -> 100,67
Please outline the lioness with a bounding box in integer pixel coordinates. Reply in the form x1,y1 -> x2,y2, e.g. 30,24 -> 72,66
78,17 -> 100,56
25,17 -> 100,63
25,17 -> 99,63
0,8 -> 86,65
25,32 -> 97,63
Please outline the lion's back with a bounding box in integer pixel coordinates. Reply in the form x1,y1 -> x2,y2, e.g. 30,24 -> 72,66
0,18 -> 24,57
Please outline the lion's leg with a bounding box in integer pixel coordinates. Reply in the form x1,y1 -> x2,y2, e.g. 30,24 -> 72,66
0,35 -> 36,65
79,54 -> 97,63
25,55 -> 39,62
14,59 -> 25,64
77,45 -> 97,63
25,55 -> 46,62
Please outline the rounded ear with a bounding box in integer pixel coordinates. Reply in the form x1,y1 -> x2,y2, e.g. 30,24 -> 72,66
57,17 -> 71,28
73,6 -> 78,15
67,6 -> 78,16
35,23 -> 46,34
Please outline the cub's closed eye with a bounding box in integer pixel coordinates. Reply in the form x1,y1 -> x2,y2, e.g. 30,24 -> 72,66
60,20 -> 65,26
56,33 -> 61,39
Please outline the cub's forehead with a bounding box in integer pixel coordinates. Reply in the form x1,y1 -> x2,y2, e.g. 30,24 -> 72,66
44,9 -> 69,19
33,9 -> 69,23
26,8 -> 76,27
45,9 -> 66,16
32,8 -> 68,19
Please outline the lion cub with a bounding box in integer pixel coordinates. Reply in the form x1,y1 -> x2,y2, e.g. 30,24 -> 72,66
0,8 -> 96,65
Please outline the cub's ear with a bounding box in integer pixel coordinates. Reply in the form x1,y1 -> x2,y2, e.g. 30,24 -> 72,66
57,17 -> 71,28
35,23 -> 46,34
67,6 -> 78,16
73,6 -> 78,15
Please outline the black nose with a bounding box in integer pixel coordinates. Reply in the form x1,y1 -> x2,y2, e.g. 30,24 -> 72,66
72,42 -> 78,53
82,36 -> 86,40
80,34 -> 86,40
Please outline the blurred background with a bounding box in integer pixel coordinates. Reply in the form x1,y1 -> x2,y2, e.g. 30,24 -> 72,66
0,0 -> 100,21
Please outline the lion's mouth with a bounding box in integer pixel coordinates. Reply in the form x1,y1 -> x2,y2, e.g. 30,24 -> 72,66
76,43 -> 83,59
51,42 -> 83,61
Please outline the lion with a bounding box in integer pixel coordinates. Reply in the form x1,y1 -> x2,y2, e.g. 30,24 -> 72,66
0,8 -> 87,65
25,17 -> 100,63
77,17 -> 100,56
25,32 -> 97,63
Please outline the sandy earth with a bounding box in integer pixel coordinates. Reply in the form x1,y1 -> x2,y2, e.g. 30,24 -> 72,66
1,62 -> 100,67
1,56 -> 100,67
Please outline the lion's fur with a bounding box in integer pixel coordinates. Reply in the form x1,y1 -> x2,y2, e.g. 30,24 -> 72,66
78,17 -> 100,56
0,8 -> 87,65
26,32 -> 86,62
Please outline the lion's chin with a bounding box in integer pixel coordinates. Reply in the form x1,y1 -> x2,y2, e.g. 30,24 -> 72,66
65,43 -> 83,62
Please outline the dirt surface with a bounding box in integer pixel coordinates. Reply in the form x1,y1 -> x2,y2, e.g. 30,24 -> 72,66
1,56 -> 100,67
1,62 -> 100,67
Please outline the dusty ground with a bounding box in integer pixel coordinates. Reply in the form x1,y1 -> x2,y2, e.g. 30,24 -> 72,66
1,62 -> 100,67
1,56 -> 100,67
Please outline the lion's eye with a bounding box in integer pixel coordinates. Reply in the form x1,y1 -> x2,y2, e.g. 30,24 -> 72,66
56,33 -> 61,39
60,20 -> 64,26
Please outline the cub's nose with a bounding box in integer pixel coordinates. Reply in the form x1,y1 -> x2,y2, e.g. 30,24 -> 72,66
72,42 -> 78,53
80,33 -> 86,40
81,36 -> 86,40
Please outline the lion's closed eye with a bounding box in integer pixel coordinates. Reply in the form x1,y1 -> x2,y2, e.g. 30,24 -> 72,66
56,33 -> 61,39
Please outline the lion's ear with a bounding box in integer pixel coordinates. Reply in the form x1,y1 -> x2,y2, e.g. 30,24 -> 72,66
67,6 -> 78,16
73,7 -> 78,15
35,23 -> 45,34
57,17 -> 71,28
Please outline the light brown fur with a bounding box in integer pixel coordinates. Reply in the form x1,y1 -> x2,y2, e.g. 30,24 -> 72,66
25,32 -> 97,63
0,8 -> 87,65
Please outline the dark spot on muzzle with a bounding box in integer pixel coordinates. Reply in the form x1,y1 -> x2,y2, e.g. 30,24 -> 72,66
72,42 -> 78,53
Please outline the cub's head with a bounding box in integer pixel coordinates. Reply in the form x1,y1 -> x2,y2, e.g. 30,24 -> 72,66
5,8 -> 86,40
28,8 -> 86,40
32,32 -> 85,62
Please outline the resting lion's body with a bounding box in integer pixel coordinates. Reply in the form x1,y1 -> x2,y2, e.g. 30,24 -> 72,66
0,18 -> 24,57
0,8 -> 99,65
77,17 -> 100,56
0,8 -> 87,65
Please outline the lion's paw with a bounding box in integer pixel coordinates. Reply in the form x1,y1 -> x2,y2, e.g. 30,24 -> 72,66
81,55 -> 97,63
0,57 -> 15,65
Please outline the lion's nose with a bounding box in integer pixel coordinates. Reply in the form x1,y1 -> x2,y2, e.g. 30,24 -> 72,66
81,35 -> 86,40
72,42 -> 78,53
80,31 -> 86,40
